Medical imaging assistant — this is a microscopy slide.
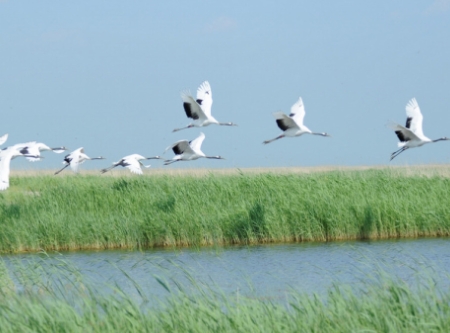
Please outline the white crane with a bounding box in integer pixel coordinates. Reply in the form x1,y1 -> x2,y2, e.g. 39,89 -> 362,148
0,134 -> 8,146
0,144 -> 39,191
55,147 -> 105,175
390,98 -> 449,161
101,154 -> 161,174
263,97 -> 330,144
18,142 -> 67,162
164,132 -> 224,165
173,81 -> 237,132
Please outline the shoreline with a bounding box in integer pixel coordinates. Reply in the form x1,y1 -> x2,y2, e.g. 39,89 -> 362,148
4,234 -> 450,255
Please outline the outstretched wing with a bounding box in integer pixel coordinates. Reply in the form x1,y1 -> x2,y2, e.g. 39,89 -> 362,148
289,97 -> 306,126
18,142 -> 41,162
273,112 -> 299,131
389,122 -> 421,146
405,98 -> 424,138
0,134 -> 8,146
181,91 -> 207,121
69,153 -> 83,172
189,132 -> 206,153
165,140 -> 194,155
196,81 -> 213,117
122,157 -> 143,175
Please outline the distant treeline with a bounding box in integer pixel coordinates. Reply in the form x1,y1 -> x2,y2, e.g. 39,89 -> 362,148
1,169 -> 450,253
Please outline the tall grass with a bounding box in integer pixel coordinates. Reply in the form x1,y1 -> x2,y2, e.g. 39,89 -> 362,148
1,255 -> 450,332
1,168 -> 450,252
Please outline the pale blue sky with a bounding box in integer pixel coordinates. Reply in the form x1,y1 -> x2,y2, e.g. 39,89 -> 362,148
1,1 -> 450,170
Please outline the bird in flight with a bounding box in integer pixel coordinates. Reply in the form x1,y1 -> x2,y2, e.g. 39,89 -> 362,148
0,144 -> 39,190
164,132 -> 224,165
101,154 -> 161,174
390,98 -> 449,161
173,81 -> 237,132
18,142 -> 67,162
55,147 -> 105,175
263,97 -> 330,144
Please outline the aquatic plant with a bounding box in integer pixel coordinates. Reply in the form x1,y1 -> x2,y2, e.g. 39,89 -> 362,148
0,254 -> 449,332
1,168 -> 450,252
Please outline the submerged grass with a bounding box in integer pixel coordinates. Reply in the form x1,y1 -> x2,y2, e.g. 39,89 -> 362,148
1,255 -> 450,332
1,168 -> 450,252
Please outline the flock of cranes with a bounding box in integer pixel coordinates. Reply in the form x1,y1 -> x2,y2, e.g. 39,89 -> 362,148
1,81 -> 449,191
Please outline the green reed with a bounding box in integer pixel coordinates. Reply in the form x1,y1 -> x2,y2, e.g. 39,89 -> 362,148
1,169 -> 450,252
1,255 -> 450,332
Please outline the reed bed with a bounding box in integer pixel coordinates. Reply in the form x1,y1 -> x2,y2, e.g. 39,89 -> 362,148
1,167 -> 450,253
1,256 -> 450,332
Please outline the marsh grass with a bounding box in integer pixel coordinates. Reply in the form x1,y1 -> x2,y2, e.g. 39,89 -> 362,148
1,255 -> 450,332
1,167 -> 450,252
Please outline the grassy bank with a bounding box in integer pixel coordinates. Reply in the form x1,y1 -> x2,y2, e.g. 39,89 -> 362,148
1,168 -> 450,252
1,257 -> 449,332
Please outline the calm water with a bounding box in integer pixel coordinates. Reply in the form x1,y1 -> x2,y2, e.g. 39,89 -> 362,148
3,238 -> 450,302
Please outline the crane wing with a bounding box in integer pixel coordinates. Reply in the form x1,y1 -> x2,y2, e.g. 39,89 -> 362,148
17,141 -> 36,152
196,81 -> 213,117
181,91 -> 207,121
67,147 -> 83,157
289,97 -> 306,126
69,152 -> 83,173
58,148 -> 89,175
0,134 -> 8,146
189,132 -> 206,153
3,143 -> 27,161
18,143 -> 41,162
405,98 -> 424,138
389,122 -> 421,144
0,152 -> 12,190
124,158 -> 143,175
165,140 -> 194,155
273,112 -> 299,131
70,148 -> 89,172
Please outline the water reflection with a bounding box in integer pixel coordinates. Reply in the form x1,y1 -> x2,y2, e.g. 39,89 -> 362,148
3,238 -> 450,302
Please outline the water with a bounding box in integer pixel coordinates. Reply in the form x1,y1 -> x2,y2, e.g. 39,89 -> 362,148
3,238 -> 450,303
